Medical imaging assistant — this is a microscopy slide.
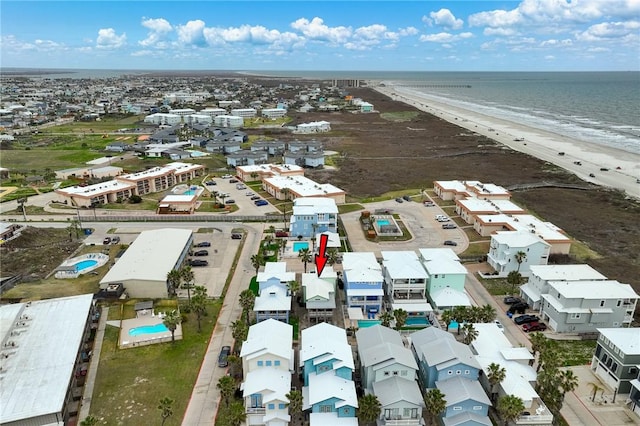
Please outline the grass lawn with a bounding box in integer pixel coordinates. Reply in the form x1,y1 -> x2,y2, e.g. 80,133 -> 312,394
477,277 -> 514,296
337,203 -> 365,214
554,339 -> 597,366
90,299 -> 222,426
380,111 -> 420,122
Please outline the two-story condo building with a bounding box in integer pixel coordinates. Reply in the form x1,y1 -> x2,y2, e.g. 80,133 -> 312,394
342,252 -> 384,319
476,215 -> 570,255
289,197 -> 339,238
455,197 -> 525,225
487,231 -> 551,277
301,323 -> 357,425
356,325 -> 424,426
240,319 -> 293,426
520,265 -> 607,310
263,175 -> 346,204
434,180 -> 511,201
539,280 -> 638,333
591,328 -> 640,395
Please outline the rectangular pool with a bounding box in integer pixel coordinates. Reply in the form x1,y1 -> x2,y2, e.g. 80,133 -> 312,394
376,219 -> 390,226
358,320 -> 382,328
405,317 -> 430,326
293,241 -> 309,252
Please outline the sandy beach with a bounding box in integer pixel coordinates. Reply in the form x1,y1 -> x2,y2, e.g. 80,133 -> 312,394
373,84 -> 640,199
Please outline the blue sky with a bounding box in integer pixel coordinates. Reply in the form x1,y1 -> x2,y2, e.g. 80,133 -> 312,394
2,1 -> 639,71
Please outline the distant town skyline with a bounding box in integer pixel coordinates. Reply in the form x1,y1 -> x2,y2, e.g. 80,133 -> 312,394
2,1 -> 639,72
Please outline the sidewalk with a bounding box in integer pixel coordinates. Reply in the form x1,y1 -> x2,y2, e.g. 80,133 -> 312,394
78,306 -> 109,422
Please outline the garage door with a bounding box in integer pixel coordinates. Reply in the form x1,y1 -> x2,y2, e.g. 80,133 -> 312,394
595,363 -> 619,390
548,317 -> 558,332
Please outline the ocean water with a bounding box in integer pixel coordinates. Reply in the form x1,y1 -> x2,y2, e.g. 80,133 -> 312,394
259,71 -> 640,155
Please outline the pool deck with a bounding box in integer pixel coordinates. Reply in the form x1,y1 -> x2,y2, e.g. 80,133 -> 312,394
118,314 -> 183,349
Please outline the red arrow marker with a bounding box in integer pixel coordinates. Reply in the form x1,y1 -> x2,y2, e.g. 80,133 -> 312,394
315,234 -> 329,276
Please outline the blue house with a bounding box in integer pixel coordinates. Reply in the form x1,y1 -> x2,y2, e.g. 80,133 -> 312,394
342,252 -> 384,318
289,197 -> 338,238
410,327 -> 481,389
303,373 -> 358,418
436,376 -> 491,425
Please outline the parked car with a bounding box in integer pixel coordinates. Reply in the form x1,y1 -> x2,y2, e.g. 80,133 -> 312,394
443,240 -> 458,246
194,241 -> 211,247
103,237 -> 111,245
193,250 -> 209,256
254,200 -> 268,206
246,192 -> 254,196
218,346 -> 231,368
442,223 -> 457,229
250,195 -> 261,200
225,199 -> 236,204
189,259 -> 209,267
231,233 -> 243,240
395,198 -> 403,203
514,314 -> 540,325
508,302 -> 530,314
111,236 -> 120,244
275,231 -> 288,237
503,296 -> 521,305
522,322 -> 547,332
221,174 -> 232,179
402,195 -> 411,201
229,179 -> 238,183
589,173 -> 596,177
494,320 -> 504,332
205,180 -> 216,185
600,168 -> 609,171
423,201 -> 435,207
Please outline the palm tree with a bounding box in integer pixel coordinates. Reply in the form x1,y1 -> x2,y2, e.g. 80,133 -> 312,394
424,388 -> 446,426
506,270 -> 523,295
529,331 -> 547,366
358,394 -> 382,426
461,323 -> 478,345
558,369 -> 579,409
223,400 -> 247,426
239,289 -> 256,324
298,247 -> 313,273
80,415 -> 98,426
326,248 -> 340,265
487,362 -> 507,403
480,304 -> 496,323
379,311 -> 394,328
537,339 -> 560,373
441,310 -> 453,331
158,396 -> 174,426
250,253 -> 265,275
180,265 -> 195,303
393,308 -> 408,330
190,285 -> 208,332
217,375 -> 236,407
468,305 -> 483,323
514,250 -> 527,273
162,310 -> 182,343
497,395 -> 524,426
286,389 -> 304,424
287,279 -> 300,299
166,269 -> 181,297
231,319 -> 249,345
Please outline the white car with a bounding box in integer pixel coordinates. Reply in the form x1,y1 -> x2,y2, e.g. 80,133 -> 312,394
221,174 -> 232,179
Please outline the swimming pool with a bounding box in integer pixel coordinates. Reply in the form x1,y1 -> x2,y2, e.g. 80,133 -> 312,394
184,190 -> 196,195
129,323 -> 169,336
376,219 -> 391,226
405,317 -> 430,326
358,320 -> 382,328
75,259 -> 98,272
293,241 -> 309,252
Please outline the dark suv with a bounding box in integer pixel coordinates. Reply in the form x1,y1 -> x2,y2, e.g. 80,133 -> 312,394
507,302 -> 529,314
218,346 -> 231,368
514,314 -> 540,325
193,250 -> 209,256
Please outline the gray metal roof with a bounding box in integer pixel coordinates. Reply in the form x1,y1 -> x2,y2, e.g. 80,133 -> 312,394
436,376 -> 491,406
372,376 -> 424,407
356,325 -> 417,371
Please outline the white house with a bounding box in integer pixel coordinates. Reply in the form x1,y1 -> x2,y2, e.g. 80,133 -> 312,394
418,249 -> 470,309
302,268 -> 337,322
487,231 -> 551,277
342,252 -> 384,318
381,251 -> 431,322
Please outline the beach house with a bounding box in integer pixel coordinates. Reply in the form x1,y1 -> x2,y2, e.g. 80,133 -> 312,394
289,197 -> 339,238
487,231 -> 551,277
254,262 -> 295,323
342,252 -> 384,319
302,267 -> 337,322
381,251 -> 431,324
591,328 -> 640,394
418,248 -> 470,310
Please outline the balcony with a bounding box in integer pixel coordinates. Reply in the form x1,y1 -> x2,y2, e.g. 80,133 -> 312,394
245,406 -> 266,415
381,416 -> 424,426
515,400 -> 553,425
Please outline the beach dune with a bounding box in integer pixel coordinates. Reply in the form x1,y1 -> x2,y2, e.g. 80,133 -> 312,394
373,83 -> 640,199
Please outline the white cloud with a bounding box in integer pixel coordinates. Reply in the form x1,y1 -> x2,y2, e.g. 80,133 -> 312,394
140,18 -> 172,47
577,20 -> 640,41
468,9 -> 521,28
420,32 -> 473,43
540,38 -> 573,47
484,27 -> 518,36
290,17 -> 352,44
425,9 -> 464,30
177,20 -> 206,46
96,28 -> 126,49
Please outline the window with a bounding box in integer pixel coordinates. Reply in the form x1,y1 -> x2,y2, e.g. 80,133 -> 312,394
257,361 -> 264,367
279,403 -> 286,409
384,409 -> 393,420
320,405 -> 332,413
266,360 -> 272,366
274,360 -> 281,366
250,394 -> 262,408
473,406 -> 483,410
617,300 -> 622,307
612,363 -> 618,373
384,371 -> 390,376
465,370 -> 470,374
448,370 -> 453,375
600,300 -> 606,307
570,313 -> 581,319
393,371 -> 399,375
268,404 -> 275,410
456,370 -> 462,375
453,406 -> 462,411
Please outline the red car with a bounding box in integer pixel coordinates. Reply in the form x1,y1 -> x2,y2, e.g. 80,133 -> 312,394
522,322 -> 547,332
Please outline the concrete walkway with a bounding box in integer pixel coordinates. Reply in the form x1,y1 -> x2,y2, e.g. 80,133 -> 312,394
78,306 -> 109,422
181,224 -> 262,425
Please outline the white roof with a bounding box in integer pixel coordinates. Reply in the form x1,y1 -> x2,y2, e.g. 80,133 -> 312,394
348,307 -> 364,320
419,248 -> 460,262
302,273 -> 335,301
480,214 -> 569,242
305,372 -> 358,408
315,232 -> 341,248
343,252 -> 383,283
457,197 -> 524,214
382,251 -> 428,280
547,280 -> 638,299
253,285 -> 292,311
257,262 -> 295,284
301,323 -> 354,370
265,174 -> 344,197
529,264 -> 607,281
597,328 -> 640,355
242,368 -> 291,403
240,319 -> 293,361
520,282 -> 541,302
0,294 -> 94,424
100,228 -> 192,285
161,194 -> 197,203
431,287 -> 472,307
293,197 -> 338,215
391,302 -> 432,313
56,179 -> 134,198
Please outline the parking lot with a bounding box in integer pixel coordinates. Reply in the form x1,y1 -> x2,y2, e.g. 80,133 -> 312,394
203,176 -> 280,216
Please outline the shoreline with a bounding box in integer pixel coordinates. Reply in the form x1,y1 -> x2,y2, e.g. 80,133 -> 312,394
372,83 -> 640,199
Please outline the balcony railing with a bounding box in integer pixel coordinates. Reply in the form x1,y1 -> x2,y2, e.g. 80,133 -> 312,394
245,407 -> 266,415
382,416 -> 424,426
